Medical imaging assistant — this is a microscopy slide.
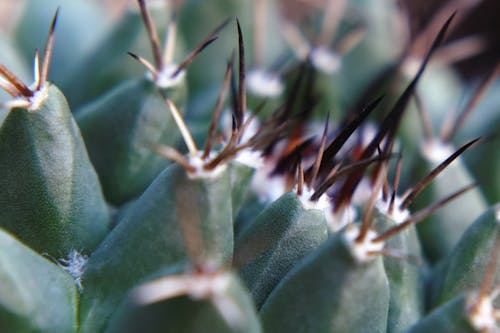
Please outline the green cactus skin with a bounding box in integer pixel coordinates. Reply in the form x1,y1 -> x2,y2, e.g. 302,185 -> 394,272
234,192 -> 269,238
1,2 -> 499,332
415,144 -> 488,263
260,228 -> 389,333
0,84 -> 110,258
78,162 -> 233,332
375,215 -> 424,333
234,192 -> 328,308
75,78 -> 187,204
0,228 -> 77,333
429,204 -> 500,309
106,271 -> 262,333
406,295 -> 480,333
229,161 -> 256,219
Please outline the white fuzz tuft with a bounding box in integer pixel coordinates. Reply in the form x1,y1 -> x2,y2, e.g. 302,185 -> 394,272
297,186 -> 356,232
187,153 -> 227,180
310,47 -> 341,74
27,84 -> 49,111
375,195 -> 410,224
247,69 -> 284,98
5,84 -> 49,112
343,225 -> 384,262
153,64 -> 185,89
466,292 -> 498,333
235,149 -> 264,169
58,250 -> 88,292
297,185 -> 330,211
421,139 -> 455,164
222,109 -> 260,145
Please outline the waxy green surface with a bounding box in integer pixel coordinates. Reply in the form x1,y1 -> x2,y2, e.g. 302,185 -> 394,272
0,84 -> 110,258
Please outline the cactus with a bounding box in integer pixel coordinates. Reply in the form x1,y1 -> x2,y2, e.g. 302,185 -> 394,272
0,1 -> 499,333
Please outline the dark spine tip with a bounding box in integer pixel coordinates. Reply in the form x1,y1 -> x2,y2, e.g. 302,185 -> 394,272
400,137 -> 481,210
51,7 -> 60,31
137,0 -> 162,69
127,51 -> 139,60
236,17 -> 246,130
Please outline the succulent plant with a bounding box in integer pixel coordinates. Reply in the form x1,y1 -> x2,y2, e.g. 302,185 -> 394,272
0,1 -> 499,333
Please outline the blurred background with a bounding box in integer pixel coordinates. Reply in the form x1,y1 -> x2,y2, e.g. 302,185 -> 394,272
0,0 -> 499,202
1,0 -> 498,79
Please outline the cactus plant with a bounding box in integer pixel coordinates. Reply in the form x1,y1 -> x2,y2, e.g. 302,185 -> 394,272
0,1 -> 499,333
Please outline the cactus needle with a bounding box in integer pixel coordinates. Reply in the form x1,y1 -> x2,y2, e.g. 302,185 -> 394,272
0,63 -> 33,97
236,18 -> 246,131
317,0 -> 346,47
39,8 -> 59,90
151,144 -> 196,173
336,13 -> 457,210
399,137 -> 480,210
172,37 -> 218,78
33,49 -> 41,90
0,76 -> 19,97
165,98 -> 198,158
172,18 -> 231,78
203,57 -> 234,159
296,156 -> 304,196
388,155 -> 403,215
374,183 -> 476,242
137,0 -> 162,69
127,52 -> 158,78
356,163 -> 387,243
163,18 -> 177,66
309,114 -> 330,188
316,96 -> 382,178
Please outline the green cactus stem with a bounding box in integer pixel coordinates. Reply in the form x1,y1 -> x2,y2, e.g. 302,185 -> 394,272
78,160 -> 233,332
0,11 -> 109,257
260,223 -> 390,333
75,77 -> 186,204
106,270 -> 262,333
0,228 -> 77,333
429,204 -> 500,308
409,231 -> 500,333
234,191 -> 328,308
374,213 -> 424,333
